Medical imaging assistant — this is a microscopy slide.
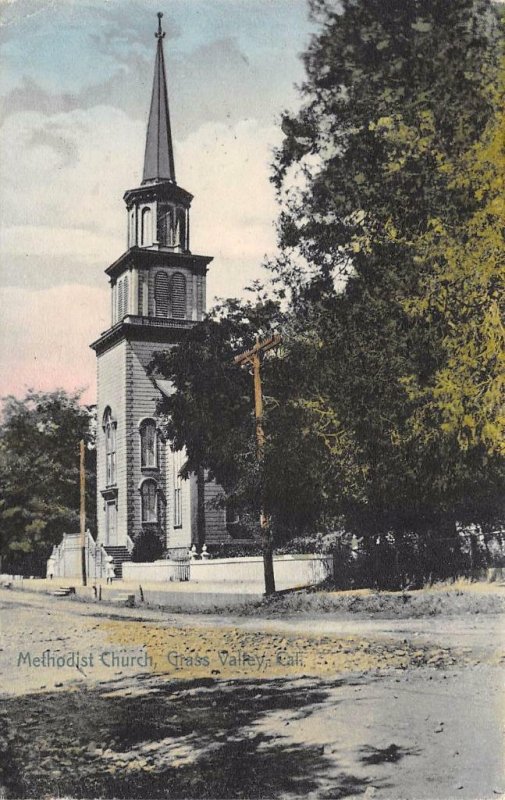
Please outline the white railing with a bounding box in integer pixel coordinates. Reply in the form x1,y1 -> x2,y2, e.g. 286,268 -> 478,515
174,560 -> 190,581
48,531 -> 108,580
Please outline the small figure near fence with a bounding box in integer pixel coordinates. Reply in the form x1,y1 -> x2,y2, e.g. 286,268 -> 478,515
46,556 -> 55,580
106,557 -> 115,584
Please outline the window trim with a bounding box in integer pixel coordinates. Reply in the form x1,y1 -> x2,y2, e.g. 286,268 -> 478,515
102,407 -> 117,488
140,478 -> 158,524
138,417 -> 158,470
172,449 -> 184,529
141,206 -> 153,247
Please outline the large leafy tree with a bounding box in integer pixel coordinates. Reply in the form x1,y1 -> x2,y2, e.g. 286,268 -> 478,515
269,0 -> 505,583
151,292 -> 361,593
402,65 -> 505,457
0,390 -> 96,575
151,295 -> 334,544
273,0 -> 501,273
152,0 -> 504,588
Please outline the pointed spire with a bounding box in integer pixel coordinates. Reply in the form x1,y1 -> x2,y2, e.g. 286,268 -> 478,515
142,12 -> 176,184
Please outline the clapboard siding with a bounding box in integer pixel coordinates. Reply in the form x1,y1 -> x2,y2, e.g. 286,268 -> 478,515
96,340 -> 127,546
127,339 -> 170,545
204,478 -> 230,544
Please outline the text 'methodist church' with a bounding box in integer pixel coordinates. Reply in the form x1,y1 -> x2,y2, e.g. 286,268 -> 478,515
90,14 -> 239,568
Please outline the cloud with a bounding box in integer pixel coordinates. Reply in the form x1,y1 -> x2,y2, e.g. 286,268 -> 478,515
0,105 -> 281,402
1,103 -> 281,288
179,118 -> 282,301
0,285 -> 108,405
0,105 -> 143,252
0,35 -> 288,136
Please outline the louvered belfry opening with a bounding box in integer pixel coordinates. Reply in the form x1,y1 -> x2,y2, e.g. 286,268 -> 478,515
154,271 -> 170,316
154,270 -> 186,319
170,272 -> 186,318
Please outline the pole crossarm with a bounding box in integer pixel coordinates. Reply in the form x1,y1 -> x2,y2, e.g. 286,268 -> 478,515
234,334 -> 282,366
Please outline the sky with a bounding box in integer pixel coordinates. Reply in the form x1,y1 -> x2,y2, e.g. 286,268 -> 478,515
0,0 -> 314,404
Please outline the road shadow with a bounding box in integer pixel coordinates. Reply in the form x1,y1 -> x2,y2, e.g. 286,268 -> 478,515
0,675 -> 370,799
360,743 -> 420,765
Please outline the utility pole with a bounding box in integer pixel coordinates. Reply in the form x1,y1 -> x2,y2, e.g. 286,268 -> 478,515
80,439 -> 87,586
235,334 -> 282,596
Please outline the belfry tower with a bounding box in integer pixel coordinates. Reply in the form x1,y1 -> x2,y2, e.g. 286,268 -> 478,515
91,13 -> 224,569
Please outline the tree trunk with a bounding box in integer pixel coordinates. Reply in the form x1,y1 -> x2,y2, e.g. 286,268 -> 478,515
261,524 -> 276,596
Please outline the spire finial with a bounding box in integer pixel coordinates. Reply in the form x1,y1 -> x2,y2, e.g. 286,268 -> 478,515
156,11 -> 165,40
143,9 -> 175,183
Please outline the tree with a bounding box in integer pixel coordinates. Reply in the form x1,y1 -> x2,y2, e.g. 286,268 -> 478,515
401,63 -> 505,457
268,0 -> 505,584
273,0 -> 501,274
150,295 -> 337,549
151,0 -> 504,588
0,390 -> 96,575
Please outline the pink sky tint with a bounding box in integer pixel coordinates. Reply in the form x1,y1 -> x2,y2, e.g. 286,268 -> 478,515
0,285 -> 109,406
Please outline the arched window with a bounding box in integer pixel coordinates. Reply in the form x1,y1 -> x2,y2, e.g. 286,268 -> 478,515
176,209 -> 186,249
129,211 -> 135,247
103,407 -> 117,486
158,205 -> 174,247
154,271 -> 170,317
141,207 -> 152,246
140,419 -> 157,468
141,479 -> 158,523
170,272 -> 186,319
172,449 -> 184,528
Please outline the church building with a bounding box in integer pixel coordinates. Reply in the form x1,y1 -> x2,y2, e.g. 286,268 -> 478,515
90,13 -> 237,574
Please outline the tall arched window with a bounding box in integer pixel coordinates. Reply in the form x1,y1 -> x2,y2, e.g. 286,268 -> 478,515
141,207 -> 152,246
176,209 -> 186,249
103,407 -> 117,486
154,271 -> 170,317
129,211 -> 136,247
141,479 -> 158,523
158,205 -> 174,247
170,272 -> 186,319
140,419 -> 157,468
173,449 -> 183,528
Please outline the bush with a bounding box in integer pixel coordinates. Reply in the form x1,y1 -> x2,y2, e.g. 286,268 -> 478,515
206,542 -> 263,559
276,531 -> 347,555
131,529 -> 164,562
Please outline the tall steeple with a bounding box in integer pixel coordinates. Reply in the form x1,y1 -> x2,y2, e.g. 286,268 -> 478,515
143,12 -> 176,184
90,9 -> 224,566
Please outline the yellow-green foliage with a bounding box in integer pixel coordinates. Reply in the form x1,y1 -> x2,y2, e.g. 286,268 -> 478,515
376,67 -> 505,456
412,83 -> 503,454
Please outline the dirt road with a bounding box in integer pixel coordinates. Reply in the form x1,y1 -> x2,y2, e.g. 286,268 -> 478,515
0,587 -> 503,799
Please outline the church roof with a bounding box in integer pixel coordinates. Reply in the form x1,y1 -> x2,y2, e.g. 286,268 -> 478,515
142,13 -> 176,185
